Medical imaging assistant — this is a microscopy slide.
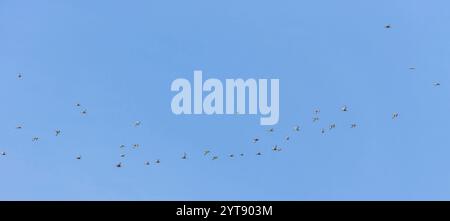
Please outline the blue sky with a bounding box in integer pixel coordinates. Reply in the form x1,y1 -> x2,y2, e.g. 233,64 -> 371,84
1,0 -> 450,200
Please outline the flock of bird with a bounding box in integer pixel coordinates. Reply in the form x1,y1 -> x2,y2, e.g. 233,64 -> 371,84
0,25 -> 442,168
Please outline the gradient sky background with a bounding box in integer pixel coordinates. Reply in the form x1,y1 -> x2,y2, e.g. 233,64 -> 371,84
1,0 -> 450,200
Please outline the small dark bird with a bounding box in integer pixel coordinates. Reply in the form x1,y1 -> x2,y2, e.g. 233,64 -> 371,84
385,24 -> 391,29
76,103 -> 81,107
204,150 -> 211,156
313,117 -> 320,122
120,154 -> 126,158
17,73 -> 23,79
351,124 -> 357,128
119,145 -> 125,148
321,128 -> 325,134
155,159 -> 161,164
133,144 -> 140,149
267,128 -> 274,133
285,136 -> 290,141
32,137 -> 39,142
76,155 -> 81,160
341,105 -> 348,112
55,130 -> 61,136
433,82 -> 441,87
81,110 -> 87,115
272,145 -> 282,152
1,152 -> 6,156
181,152 -> 187,160
252,138 -> 260,143
329,124 -> 336,130
134,121 -> 141,127
145,161 -> 150,166
256,152 -> 262,156
293,125 -> 300,132
409,67 -> 416,70
212,156 -> 219,160
240,153 -> 244,157
16,125 -> 22,129
392,112 -> 399,119
116,162 -> 122,168
229,154 -> 235,158
314,109 -> 320,114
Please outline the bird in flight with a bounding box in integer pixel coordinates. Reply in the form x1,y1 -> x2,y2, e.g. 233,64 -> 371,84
17,73 -> 23,79
272,145 -> 282,152
119,145 -> 125,149
385,24 -> 391,29
285,136 -> 290,141
229,154 -> 235,158
240,153 -> 244,157
81,110 -> 87,115
256,152 -> 262,156
134,121 -> 141,127
32,137 -> 39,142
76,155 -> 82,160
132,144 -> 140,149
313,117 -> 320,122
181,152 -> 187,160
212,156 -> 219,160
293,125 -> 300,132
76,103 -> 81,107
329,124 -> 336,130
392,112 -> 399,119
1,152 -> 6,156
55,130 -> 61,136
321,128 -> 326,134
341,105 -> 348,112
204,150 -> 211,156
351,123 -> 357,128
267,128 -> 274,133
155,159 -> 161,164
145,161 -> 150,166
314,109 -> 320,115
120,154 -> 126,158
16,125 -> 22,129
433,82 -> 441,87
252,138 -> 260,143
116,162 -> 122,168
409,67 -> 416,70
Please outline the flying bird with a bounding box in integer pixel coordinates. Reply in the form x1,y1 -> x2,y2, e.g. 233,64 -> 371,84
240,153 -> 244,157
32,137 -> 39,142
314,109 -> 320,115
256,152 -> 262,156
433,82 -> 441,87
392,112 -> 399,119
76,103 -> 81,107
119,145 -> 125,149
55,130 -> 61,136
155,159 -> 161,164
181,152 -> 187,160
212,156 -> 219,160
229,154 -> 235,158
313,117 -> 320,122
16,125 -> 22,129
81,110 -> 87,115
329,124 -> 336,130
285,136 -> 290,141
351,124 -> 357,128
132,144 -> 140,149
385,24 -> 391,29
17,73 -> 23,79
134,121 -> 141,127
116,162 -> 122,168
293,125 -> 300,132
145,161 -> 150,166
321,128 -> 325,134
120,154 -> 126,158
204,150 -> 210,156
252,138 -> 260,143
272,145 -> 282,152
76,155 -> 81,160
267,128 -> 274,133
1,152 -> 6,156
341,105 -> 348,112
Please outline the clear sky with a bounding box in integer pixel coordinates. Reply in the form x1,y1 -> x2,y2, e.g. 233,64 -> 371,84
1,0 -> 450,200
